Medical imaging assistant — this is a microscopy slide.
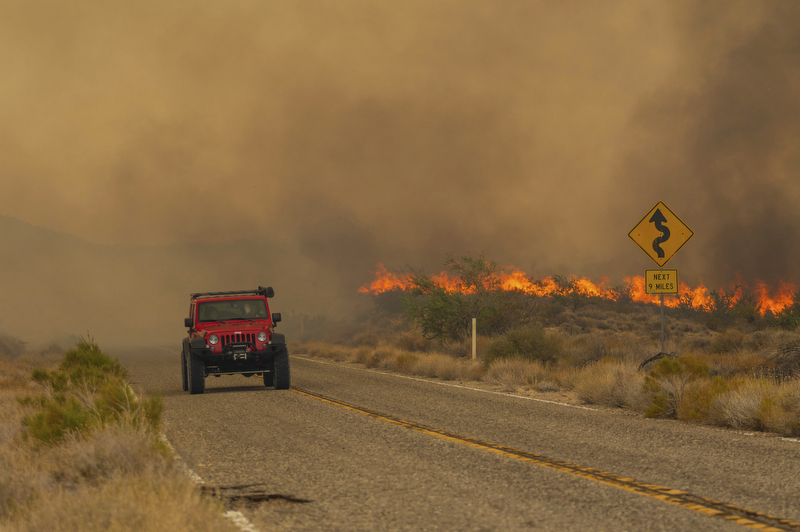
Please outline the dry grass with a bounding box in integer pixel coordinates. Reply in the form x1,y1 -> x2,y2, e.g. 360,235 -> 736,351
709,378 -> 800,435
300,341 -> 482,381
0,342 -> 236,532
483,359 -> 551,391
299,311 -> 800,437
570,361 -> 646,408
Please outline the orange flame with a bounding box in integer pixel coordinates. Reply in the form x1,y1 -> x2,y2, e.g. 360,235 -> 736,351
360,263 -> 797,315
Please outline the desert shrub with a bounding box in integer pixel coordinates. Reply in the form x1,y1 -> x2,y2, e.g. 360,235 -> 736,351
484,326 -> 563,366
392,353 -> 419,372
571,360 -> 644,408
408,353 -> 481,381
0,335 -> 26,359
707,329 -> 747,354
403,253 -> 544,341
759,381 -> 800,435
701,378 -> 800,436
303,342 -> 355,362
355,347 -> 378,367
404,253 -> 503,341
642,354 -> 709,418
763,340 -> 800,379
566,333 -> 624,365
549,275 -> 595,311
60,336 -> 128,384
394,332 -> 434,352
20,338 -> 162,445
676,376 -> 730,422
705,288 -> 738,318
732,292 -> 762,324
483,359 -> 551,389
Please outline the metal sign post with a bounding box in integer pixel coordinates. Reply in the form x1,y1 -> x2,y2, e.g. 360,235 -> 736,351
645,269 -> 678,353
660,293 -> 665,353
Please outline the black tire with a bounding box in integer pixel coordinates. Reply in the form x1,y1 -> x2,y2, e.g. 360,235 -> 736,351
274,348 -> 290,390
188,351 -> 206,395
262,371 -> 272,387
181,351 -> 188,391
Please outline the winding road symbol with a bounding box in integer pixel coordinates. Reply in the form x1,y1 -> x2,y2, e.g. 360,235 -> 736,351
629,201 -> 693,267
649,209 -> 670,259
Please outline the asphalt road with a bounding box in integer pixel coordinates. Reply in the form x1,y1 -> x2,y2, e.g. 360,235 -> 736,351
117,347 -> 800,532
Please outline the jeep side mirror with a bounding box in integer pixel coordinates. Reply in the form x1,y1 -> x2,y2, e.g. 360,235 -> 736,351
272,313 -> 281,323
184,317 -> 193,328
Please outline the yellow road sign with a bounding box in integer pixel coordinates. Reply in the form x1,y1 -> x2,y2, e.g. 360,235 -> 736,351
645,269 -> 678,294
629,201 -> 693,267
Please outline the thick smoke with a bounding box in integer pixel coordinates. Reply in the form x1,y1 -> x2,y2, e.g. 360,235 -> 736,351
0,1 -> 798,343
617,2 -> 800,288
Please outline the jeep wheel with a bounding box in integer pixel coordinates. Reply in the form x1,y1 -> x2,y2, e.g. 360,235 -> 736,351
274,348 -> 290,390
188,351 -> 206,395
262,371 -> 273,387
181,351 -> 188,391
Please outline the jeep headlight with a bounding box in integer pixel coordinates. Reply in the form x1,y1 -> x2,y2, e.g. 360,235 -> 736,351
257,331 -> 267,342
208,334 -> 219,345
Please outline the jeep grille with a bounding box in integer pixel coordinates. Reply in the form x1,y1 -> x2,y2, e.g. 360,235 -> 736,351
220,333 -> 256,347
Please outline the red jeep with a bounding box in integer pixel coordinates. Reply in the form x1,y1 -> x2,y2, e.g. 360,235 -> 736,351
182,286 -> 289,394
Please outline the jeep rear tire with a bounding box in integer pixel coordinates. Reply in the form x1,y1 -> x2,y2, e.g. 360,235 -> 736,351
274,348 -> 290,390
181,351 -> 188,391
188,351 -> 206,395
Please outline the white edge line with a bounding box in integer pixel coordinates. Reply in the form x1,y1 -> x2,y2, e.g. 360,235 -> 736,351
160,434 -> 261,532
291,355 -> 596,411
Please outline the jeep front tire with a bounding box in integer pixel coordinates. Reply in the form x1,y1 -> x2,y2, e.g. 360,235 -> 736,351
274,348 -> 290,390
181,351 -> 188,391
188,351 -> 206,394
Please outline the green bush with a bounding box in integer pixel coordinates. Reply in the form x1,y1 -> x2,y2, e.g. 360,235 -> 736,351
484,326 -> 563,366
403,253 -> 509,340
25,395 -> 93,445
402,253 -> 551,341
60,336 -> 128,384
642,354 -> 711,419
775,292 -> 800,330
21,337 -> 161,445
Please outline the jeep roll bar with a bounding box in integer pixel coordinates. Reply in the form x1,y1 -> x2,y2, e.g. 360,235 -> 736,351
191,286 -> 275,299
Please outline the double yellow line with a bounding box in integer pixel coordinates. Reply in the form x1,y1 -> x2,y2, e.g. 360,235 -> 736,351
291,386 -> 800,531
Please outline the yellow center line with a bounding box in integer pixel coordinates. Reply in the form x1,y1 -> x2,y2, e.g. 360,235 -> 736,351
289,386 -> 800,532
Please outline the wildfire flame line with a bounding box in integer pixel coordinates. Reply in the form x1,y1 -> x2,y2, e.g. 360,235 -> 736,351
358,264 -> 796,315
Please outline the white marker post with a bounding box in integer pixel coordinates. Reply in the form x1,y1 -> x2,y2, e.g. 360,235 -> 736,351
660,292 -> 665,353
472,318 -> 477,360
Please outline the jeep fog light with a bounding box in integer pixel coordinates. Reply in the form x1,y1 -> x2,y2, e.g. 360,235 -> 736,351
208,334 -> 219,345
257,331 -> 267,342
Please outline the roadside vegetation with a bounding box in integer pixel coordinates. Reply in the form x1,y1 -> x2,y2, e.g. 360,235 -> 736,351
294,254 -> 800,438
0,335 -> 236,532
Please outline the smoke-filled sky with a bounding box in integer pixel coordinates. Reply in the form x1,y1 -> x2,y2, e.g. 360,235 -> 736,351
1,1 -> 798,342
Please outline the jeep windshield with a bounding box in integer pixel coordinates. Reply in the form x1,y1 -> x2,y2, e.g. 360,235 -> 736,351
197,299 -> 268,323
